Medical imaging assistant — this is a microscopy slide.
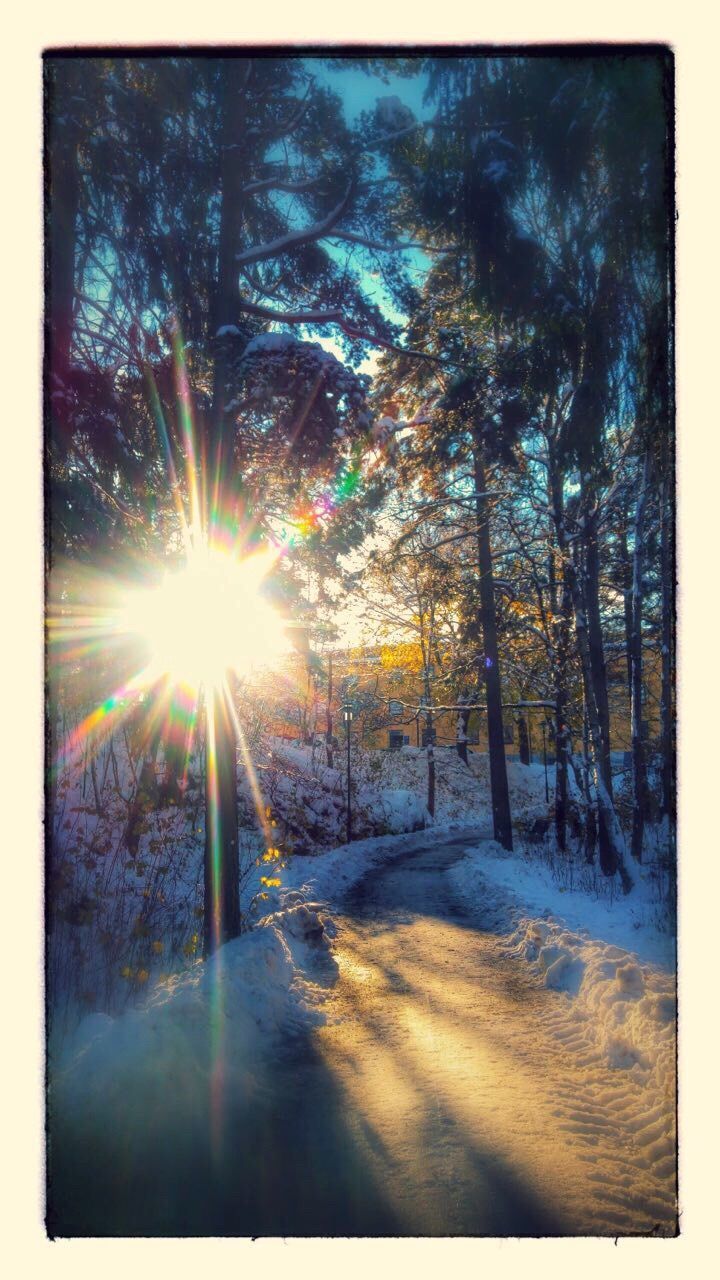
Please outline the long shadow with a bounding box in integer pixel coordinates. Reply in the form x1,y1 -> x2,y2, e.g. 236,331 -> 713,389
48,1007 -> 566,1237
335,940 -> 548,1065
47,1024 -> 401,1237
47,833 -> 556,1238
313,974 -> 570,1234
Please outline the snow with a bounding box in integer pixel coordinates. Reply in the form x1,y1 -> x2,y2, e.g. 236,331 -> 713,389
52,822 -> 456,1148
507,914 -> 675,1075
354,747 -> 554,827
235,185 -> 352,267
376,787 -> 426,833
265,738 -> 427,849
439,832 -> 676,1207
49,798 -> 676,1235
52,894 -> 339,1156
242,331 -> 355,372
449,836 -> 674,968
49,709 -> 676,1235
51,823 -> 449,1226
287,829 -> 675,1235
242,331 -> 297,354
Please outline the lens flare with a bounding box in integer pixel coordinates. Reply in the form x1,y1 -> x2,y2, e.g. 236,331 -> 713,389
47,318 -> 384,1164
119,542 -> 287,695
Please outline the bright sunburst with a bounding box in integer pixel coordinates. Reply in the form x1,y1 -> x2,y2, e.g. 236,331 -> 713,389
119,541 -> 288,695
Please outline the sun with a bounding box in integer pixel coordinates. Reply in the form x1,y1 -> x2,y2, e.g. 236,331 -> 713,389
119,543 -> 288,693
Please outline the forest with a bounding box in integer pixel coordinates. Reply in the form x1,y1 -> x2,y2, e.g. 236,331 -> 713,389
45,51 -> 676,1238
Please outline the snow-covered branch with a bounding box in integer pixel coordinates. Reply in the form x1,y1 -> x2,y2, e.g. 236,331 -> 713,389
235,297 -> 454,366
236,183 -> 354,267
242,174 -> 323,197
328,229 -> 442,254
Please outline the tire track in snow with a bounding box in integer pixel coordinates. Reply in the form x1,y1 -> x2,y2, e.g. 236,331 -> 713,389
311,836 -> 677,1235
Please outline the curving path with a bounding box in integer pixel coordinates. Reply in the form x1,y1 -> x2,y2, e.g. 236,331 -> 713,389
51,832 -> 676,1236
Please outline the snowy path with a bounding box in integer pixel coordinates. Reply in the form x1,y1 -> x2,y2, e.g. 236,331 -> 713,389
50,833 -> 676,1237
310,836 -> 676,1235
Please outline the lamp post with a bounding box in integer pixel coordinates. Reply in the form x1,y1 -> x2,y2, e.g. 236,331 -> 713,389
342,703 -> 353,843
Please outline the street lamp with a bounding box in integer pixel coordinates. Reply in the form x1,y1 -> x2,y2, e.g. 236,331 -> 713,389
342,703 -> 353,843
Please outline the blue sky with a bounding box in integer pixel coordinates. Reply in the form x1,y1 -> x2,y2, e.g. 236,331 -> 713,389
309,58 -> 429,125
300,58 -> 432,373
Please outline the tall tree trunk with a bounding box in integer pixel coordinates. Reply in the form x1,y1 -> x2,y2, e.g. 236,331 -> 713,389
517,715 -> 530,766
473,444 -> 513,850
203,688 -> 240,956
203,61 -> 250,956
573,561 -> 631,888
326,651 -> 334,769
426,705 -> 436,819
456,693 -> 470,767
554,573 -> 573,853
619,523 -> 634,697
582,505 -> 613,797
580,702 -> 596,861
630,449 -> 652,861
547,478 -> 571,852
549,456 -> 631,889
659,472 -> 675,823
576,505 -> 620,877
422,662 -> 436,820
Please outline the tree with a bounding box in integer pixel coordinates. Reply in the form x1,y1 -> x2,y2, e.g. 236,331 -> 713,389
46,53 -> 405,952
414,55 -> 669,884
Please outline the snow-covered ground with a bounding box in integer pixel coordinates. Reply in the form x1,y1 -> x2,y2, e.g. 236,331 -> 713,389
48,827 -> 433,1233
449,835 -> 675,969
49,720 -> 674,1054
52,824 -> 444,1075
273,739 -> 555,831
48,727 -> 543,1044
49,823 -> 677,1236
49,718 -> 676,1234
438,835 -> 677,1233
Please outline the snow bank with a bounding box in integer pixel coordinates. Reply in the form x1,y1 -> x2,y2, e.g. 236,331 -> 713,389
447,837 -> 676,1179
502,913 -> 677,1195
52,898 -> 338,1150
376,787 -> 426,833
507,916 -> 675,1077
266,739 -> 427,848
51,821 -> 451,1196
53,821 -> 446,1140
449,837 -> 674,968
